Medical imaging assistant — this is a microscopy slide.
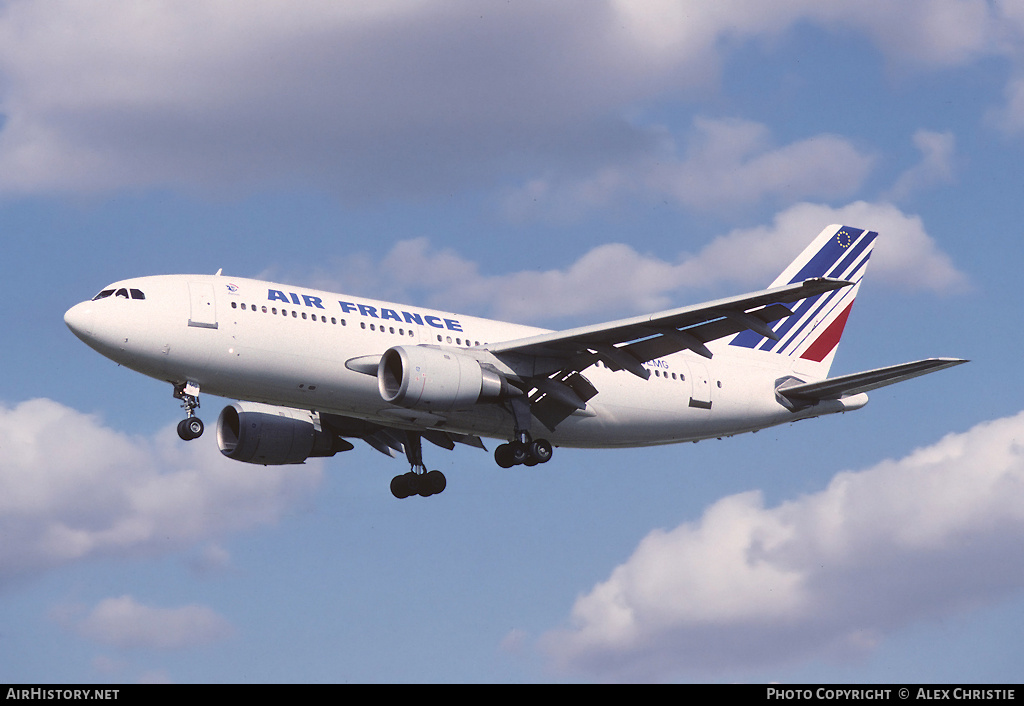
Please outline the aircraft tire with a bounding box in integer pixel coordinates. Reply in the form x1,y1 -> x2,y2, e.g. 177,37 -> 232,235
529,439 -> 552,464
510,441 -> 529,466
494,444 -> 515,468
390,473 -> 414,499
421,470 -> 446,497
177,417 -> 204,441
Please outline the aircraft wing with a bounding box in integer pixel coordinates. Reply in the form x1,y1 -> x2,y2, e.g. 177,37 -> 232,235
488,277 -> 852,376
487,277 -> 852,431
777,357 -> 969,403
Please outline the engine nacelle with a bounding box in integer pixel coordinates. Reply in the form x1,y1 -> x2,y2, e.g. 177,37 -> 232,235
216,402 -> 342,465
378,345 -> 514,411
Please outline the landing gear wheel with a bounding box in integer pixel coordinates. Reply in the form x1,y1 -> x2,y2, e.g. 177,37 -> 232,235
392,432 -> 448,499
529,438 -> 553,464
390,472 -> 415,499
510,440 -> 529,466
420,470 -> 447,497
494,438 -> 554,467
391,470 -> 447,499
177,417 -> 204,440
494,443 -> 515,468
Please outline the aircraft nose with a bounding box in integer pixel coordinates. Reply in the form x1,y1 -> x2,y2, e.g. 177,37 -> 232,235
64,301 -> 95,341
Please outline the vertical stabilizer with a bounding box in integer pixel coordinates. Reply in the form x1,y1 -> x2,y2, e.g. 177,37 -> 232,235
729,224 -> 876,377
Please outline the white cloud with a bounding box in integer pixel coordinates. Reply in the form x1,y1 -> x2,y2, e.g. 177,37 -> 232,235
73,595 -> 233,650
503,118 -> 876,219
187,543 -> 234,577
656,119 -> 874,209
689,201 -> 969,293
886,130 -> 956,201
0,398 -> 322,584
314,201 -> 967,324
611,0 -> 999,70
987,69 -> 1024,134
540,410 -> 1024,681
0,1 -> 1010,198
0,1 -> 648,197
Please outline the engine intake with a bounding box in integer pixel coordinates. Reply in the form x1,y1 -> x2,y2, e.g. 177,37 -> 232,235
378,345 -> 514,411
216,402 -> 344,465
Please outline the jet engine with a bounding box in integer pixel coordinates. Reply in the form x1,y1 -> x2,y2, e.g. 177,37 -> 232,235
216,402 -> 346,465
378,345 -> 516,411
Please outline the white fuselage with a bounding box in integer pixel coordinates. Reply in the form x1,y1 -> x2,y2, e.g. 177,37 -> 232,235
64,274 -> 865,449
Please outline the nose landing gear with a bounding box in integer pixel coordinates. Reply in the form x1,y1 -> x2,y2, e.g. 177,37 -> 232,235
173,382 -> 204,440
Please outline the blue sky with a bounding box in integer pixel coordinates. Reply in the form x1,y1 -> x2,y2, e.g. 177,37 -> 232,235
1,0 -> 1023,683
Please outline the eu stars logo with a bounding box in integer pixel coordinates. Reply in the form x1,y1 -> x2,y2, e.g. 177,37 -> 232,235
836,229 -> 854,248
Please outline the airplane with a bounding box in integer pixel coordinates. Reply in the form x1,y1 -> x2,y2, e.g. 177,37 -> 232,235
64,224 -> 966,499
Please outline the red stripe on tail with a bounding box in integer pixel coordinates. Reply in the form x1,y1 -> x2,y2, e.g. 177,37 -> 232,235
800,302 -> 854,363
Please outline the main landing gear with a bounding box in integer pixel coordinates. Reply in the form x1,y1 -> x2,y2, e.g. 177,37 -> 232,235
493,435 -> 552,468
493,397 -> 553,468
391,431 -> 447,499
174,382 -> 204,441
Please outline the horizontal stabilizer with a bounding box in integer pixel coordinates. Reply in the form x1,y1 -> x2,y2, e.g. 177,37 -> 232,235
778,357 -> 968,402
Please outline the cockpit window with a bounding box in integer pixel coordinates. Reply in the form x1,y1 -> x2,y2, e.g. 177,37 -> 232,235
91,287 -> 145,301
